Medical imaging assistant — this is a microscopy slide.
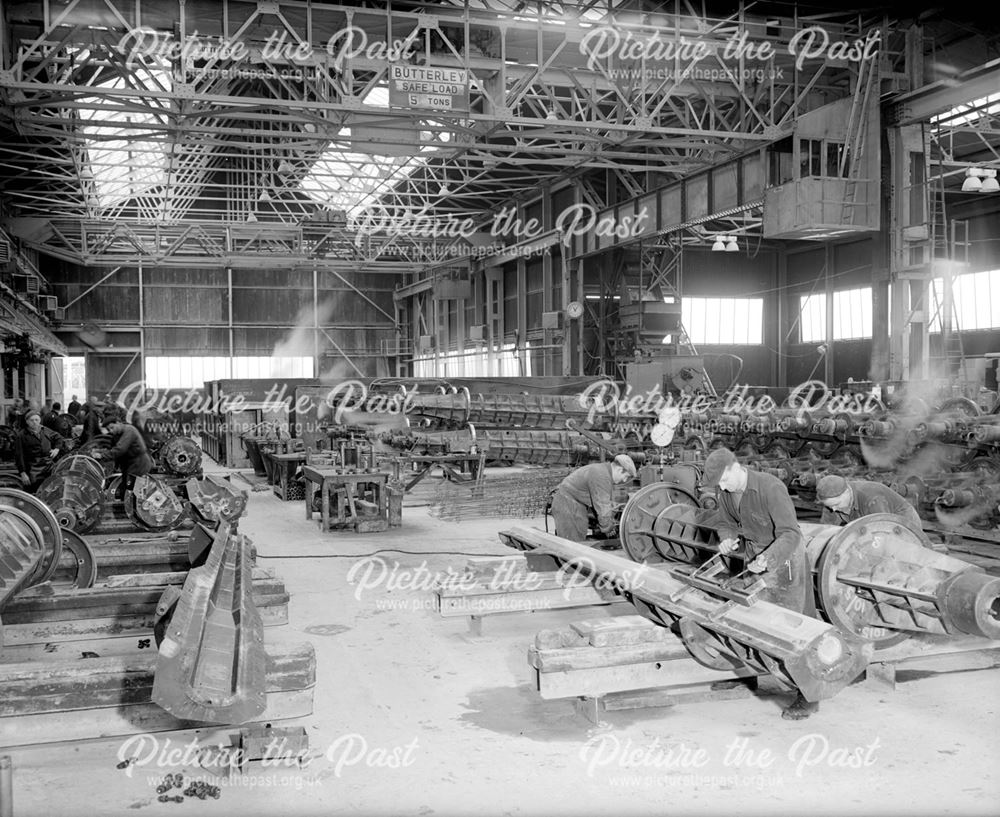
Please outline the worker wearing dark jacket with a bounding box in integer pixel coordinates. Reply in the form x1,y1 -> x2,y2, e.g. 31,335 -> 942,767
702,447 -> 816,720
42,402 -> 75,439
14,410 -> 65,491
98,420 -> 154,500
78,402 -> 104,446
8,397 -> 26,430
551,455 -> 636,542
816,475 -> 922,530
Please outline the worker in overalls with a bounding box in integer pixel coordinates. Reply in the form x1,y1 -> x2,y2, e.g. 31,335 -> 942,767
816,475 -> 923,530
551,454 -> 636,543
96,419 -> 155,501
702,447 -> 817,720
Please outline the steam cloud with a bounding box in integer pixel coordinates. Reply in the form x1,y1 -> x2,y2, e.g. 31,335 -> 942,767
270,299 -> 338,377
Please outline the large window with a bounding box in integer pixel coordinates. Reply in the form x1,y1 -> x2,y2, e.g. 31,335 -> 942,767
681,297 -> 764,345
798,287 -> 873,342
145,356 -> 314,389
928,269 -> 1000,332
413,344 -> 529,378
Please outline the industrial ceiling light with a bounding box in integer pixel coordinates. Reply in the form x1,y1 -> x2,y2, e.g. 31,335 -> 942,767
258,189 -> 272,202
962,167 -> 984,192
545,108 -> 559,120
725,236 -> 739,252
246,211 -> 258,223
711,235 -> 727,252
277,160 -> 294,176
438,183 -> 450,195
980,169 -> 1000,192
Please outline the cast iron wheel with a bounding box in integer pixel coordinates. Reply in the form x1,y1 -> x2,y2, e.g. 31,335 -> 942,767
0,488 -> 64,585
618,484 -> 701,564
678,618 -> 751,672
55,528 -> 98,589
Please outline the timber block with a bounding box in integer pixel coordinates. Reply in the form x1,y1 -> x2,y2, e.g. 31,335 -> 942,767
529,624 -> 758,702
0,642 -> 316,747
436,559 -> 625,632
3,576 -> 289,626
573,684 -> 761,725
569,615 -> 675,647
864,637 -> 1000,690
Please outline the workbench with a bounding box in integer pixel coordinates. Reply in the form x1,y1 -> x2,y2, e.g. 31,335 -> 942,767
400,452 -> 486,492
303,465 -> 390,533
263,451 -> 307,501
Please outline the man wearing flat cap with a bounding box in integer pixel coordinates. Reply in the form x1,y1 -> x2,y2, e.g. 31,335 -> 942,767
551,454 -> 636,543
815,475 -> 922,530
701,446 -> 816,719
13,410 -> 68,491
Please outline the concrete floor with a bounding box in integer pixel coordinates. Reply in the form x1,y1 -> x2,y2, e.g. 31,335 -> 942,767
6,474 -> 1000,817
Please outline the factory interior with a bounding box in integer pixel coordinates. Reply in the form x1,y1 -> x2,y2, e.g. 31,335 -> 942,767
0,1 -> 998,815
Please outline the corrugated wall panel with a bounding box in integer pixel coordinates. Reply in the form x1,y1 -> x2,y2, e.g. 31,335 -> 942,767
231,268 -> 313,288
87,353 -> 143,398
144,327 -> 230,354
231,288 -> 313,324
232,327 -> 301,355
49,263 -> 141,324
143,268 -> 225,287
144,286 -> 227,323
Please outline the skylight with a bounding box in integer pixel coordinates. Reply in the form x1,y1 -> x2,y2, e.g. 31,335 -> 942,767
300,86 -> 443,218
930,92 -> 1000,129
79,62 -> 172,209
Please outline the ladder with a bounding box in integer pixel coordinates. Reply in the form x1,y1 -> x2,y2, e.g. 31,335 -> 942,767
838,51 -> 878,228
928,217 -> 969,381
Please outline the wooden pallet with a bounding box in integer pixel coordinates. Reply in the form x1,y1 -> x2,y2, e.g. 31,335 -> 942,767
436,554 -> 626,635
530,615 -> 1000,724
0,642 -> 315,747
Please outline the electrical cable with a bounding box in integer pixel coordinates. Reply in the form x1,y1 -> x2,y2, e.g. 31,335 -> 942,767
256,548 -> 515,559
703,352 -> 744,392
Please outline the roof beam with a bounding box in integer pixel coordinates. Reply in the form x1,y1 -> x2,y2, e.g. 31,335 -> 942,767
888,58 -> 1000,126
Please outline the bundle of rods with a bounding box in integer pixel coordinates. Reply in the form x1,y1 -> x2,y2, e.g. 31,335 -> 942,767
428,467 -> 573,521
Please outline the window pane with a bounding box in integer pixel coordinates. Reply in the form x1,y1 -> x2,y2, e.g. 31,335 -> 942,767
799,294 -> 825,343
718,299 -> 736,345
832,287 -> 872,340
147,355 -> 314,389
682,297 -> 764,345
